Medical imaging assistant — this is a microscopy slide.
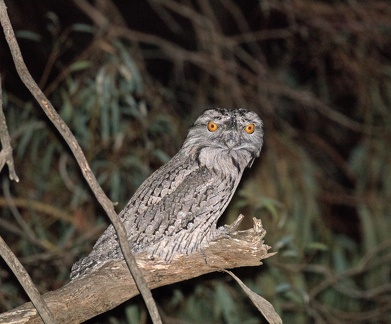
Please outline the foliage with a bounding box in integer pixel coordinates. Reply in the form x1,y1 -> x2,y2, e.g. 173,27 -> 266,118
1,0 -> 391,323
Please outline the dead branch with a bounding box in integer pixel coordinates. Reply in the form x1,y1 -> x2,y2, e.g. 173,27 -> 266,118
0,218 -> 274,324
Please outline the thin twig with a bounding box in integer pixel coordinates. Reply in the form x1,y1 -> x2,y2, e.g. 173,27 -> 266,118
0,75 -> 19,182
0,197 -> 75,224
0,1 -> 161,323
0,235 -> 56,324
2,179 -> 54,251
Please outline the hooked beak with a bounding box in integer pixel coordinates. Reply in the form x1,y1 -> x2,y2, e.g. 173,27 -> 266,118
224,131 -> 237,148
224,117 -> 238,148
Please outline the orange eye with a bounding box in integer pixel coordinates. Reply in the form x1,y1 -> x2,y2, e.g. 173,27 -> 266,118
207,121 -> 218,132
245,123 -> 255,134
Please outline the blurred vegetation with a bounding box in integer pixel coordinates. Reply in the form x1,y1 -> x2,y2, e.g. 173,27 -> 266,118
1,0 -> 391,323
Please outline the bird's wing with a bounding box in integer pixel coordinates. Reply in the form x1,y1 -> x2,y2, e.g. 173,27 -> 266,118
75,157 -> 236,276
124,162 -> 235,252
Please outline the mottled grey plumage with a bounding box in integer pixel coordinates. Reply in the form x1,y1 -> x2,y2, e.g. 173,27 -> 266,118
70,108 -> 263,279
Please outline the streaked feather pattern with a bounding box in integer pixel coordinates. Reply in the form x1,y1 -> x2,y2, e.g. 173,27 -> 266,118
71,108 -> 263,279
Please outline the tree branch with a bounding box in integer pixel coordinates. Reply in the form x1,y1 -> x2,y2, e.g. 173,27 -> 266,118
0,75 -> 19,182
0,235 -> 56,324
0,218 -> 275,324
0,1 -> 161,322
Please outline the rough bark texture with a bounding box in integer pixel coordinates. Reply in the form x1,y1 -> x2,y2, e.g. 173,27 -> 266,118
0,218 -> 273,324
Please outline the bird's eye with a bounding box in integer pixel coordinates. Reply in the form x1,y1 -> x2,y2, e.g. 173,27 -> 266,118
207,121 -> 218,132
245,123 -> 255,134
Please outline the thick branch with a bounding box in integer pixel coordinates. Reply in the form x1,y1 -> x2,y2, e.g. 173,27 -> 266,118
0,219 -> 274,324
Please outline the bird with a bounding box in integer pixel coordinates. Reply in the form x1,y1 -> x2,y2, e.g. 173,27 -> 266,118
70,108 -> 264,279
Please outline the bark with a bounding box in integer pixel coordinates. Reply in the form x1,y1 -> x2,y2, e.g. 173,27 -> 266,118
0,218 -> 273,324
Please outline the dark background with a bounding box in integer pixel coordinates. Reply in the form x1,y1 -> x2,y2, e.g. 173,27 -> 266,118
1,0 -> 390,322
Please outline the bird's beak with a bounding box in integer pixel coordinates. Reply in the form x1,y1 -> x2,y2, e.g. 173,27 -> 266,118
224,131 -> 237,148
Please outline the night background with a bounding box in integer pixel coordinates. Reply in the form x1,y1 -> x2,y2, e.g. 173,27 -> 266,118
0,0 -> 390,322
